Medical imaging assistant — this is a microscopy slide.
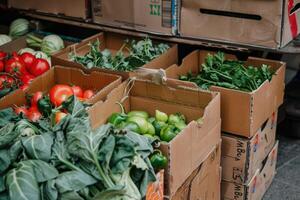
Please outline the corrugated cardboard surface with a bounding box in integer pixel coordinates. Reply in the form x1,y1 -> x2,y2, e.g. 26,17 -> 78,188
89,79 -> 221,197
165,50 -> 285,138
91,0 -> 173,35
0,66 -> 122,115
52,32 -> 178,80
180,0 -> 300,48
221,112 -> 277,184
146,170 -> 164,200
8,0 -> 89,19
222,142 -> 278,200
0,34 -> 73,54
171,142 -> 221,200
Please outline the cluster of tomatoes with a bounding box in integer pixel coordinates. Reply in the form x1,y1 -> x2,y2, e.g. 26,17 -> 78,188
0,51 -> 50,94
14,84 -> 95,123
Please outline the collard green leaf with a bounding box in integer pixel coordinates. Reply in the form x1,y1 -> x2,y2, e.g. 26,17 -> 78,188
0,150 -> 11,173
40,180 -> 58,200
9,141 -> 23,163
21,132 -> 54,162
0,176 -> 5,193
0,108 -> 18,127
60,191 -> 84,200
22,160 -> 58,183
62,96 -> 87,118
92,186 -> 127,200
0,192 -> 9,200
0,123 -> 19,148
55,170 -> 97,193
6,162 -> 40,200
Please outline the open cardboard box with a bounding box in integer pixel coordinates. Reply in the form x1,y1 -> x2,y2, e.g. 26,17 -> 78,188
172,141 -> 221,200
0,66 -> 122,113
89,78 -> 221,197
222,141 -> 278,200
180,0 -> 300,48
146,170 -> 164,200
8,0 -> 90,19
0,33 -> 74,54
222,112 -> 277,184
52,32 -> 178,80
165,50 -> 285,138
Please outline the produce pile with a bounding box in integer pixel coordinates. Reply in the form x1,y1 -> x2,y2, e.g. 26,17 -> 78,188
0,18 -> 30,46
70,38 -> 169,71
179,52 -> 275,92
0,50 -> 50,97
108,103 -> 187,142
26,34 -> 65,55
14,84 -> 95,123
0,96 -> 158,200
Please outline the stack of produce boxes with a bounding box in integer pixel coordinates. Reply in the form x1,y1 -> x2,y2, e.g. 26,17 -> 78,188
164,50 -> 285,200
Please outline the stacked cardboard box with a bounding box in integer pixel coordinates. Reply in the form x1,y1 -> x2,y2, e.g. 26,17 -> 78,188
180,0 -> 300,48
164,50 -> 286,199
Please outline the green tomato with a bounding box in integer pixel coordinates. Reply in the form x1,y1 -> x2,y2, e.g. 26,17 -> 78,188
128,111 -> 149,119
155,110 -> 168,122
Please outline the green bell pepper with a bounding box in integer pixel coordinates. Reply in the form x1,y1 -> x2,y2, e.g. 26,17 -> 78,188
150,150 -> 168,171
127,116 -> 148,134
155,110 -> 168,122
160,125 -> 178,142
168,113 -> 186,125
146,122 -> 155,136
152,120 -> 167,136
128,110 -> 149,119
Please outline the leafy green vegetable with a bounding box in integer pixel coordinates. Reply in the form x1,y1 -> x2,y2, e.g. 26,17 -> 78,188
179,52 -> 275,92
0,97 -> 157,200
70,38 -> 169,72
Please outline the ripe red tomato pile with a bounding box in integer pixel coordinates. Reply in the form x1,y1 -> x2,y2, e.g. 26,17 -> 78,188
0,50 -> 50,98
14,84 -> 95,123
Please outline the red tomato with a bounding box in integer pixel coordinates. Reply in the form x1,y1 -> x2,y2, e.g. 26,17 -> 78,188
0,51 -> 7,61
0,60 -> 4,72
20,84 -> 29,91
83,90 -> 94,99
0,75 -> 14,87
49,84 -> 74,107
5,56 -> 28,76
31,91 -> 43,107
14,106 -> 28,116
55,112 -> 67,124
71,85 -> 83,98
29,58 -> 50,77
20,53 -> 36,71
27,106 -> 42,122
20,74 -> 35,85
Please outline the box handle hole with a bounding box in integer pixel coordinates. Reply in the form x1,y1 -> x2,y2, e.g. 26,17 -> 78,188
199,8 -> 262,21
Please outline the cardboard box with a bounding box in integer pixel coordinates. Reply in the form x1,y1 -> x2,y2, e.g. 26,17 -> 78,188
165,50 -> 285,138
0,66 -> 122,113
180,0 -> 300,48
222,142 -> 278,200
8,0 -> 90,19
222,112 -> 277,184
0,34 -> 73,54
90,79 -> 221,197
91,0 -> 175,35
52,32 -> 178,80
146,170 -> 164,200
171,142 -> 221,200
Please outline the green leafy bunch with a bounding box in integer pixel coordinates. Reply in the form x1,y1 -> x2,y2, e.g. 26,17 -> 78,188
0,97 -> 156,200
70,38 -> 169,72
179,52 -> 275,92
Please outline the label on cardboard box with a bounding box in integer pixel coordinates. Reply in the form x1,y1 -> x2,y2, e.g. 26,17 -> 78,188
221,112 -> 277,184
221,142 -> 278,200
92,0 -> 175,35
